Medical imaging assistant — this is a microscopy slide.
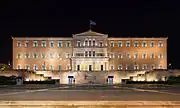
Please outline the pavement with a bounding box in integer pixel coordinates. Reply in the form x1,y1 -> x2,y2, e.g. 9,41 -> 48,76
0,84 -> 180,101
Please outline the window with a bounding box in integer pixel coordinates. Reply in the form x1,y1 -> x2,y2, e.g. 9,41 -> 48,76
17,53 -> 21,59
126,65 -> 129,70
77,65 -> 80,71
118,54 -> 123,59
66,42 -> 71,47
134,65 -> 139,70
17,41 -> 21,47
110,54 -> 114,58
158,41 -> 163,47
142,52 -> 147,59
34,52 -> 38,58
49,52 -> 54,59
85,40 -> 88,46
89,40 -> 91,46
118,65 -> 122,70
50,41 -> 54,47
110,41 -> 114,47
85,51 -> 88,57
33,41 -> 38,47
50,65 -> 54,71
25,53 -> 30,59
134,41 -> 138,47
142,64 -> 147,70
58,41 -> 62,47
42,52 -> 46,59
25,41 -> 29,47
17,64 -> 21,69
89,51 -> 91,57
34,64 -> 38,71
66,53 -> 70,58
41,41 -> 46,47
134,52 -> 138,59
42,65 -> 46,71
58,53 -> 61,58
93,40 -> 95,46
158,53 -> 163,59
118,41 -> 122,47
100,65 -> 103,71
151,64 -> 155,69
26,64 -> 30,70
150,41 -> 154,47
150,53 -> 154,59
66,65 -> 70,70
158,64 -> 162,69
99,41 -> 103,47
93,51 -> 95,57
126,41 -> 130,47
110,65 -> 114,70
77,41 -> 81,47
142,41 -> 147,47
58,65 -> 61,71
127,53 -> 131,58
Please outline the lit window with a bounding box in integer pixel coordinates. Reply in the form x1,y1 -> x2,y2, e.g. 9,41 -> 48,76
134,52 -> 138,59
158,41 -> 163,47
110,65 -> 114,70
118,65 -> 122,70
142,52 -> 147,59
150,41 -> 154,47
58,41 -> 62,47
110,41 -> 114,47
127,53 -> 131,58
158,53 -> 163,59
66,42 -> 71,47
34,52 -> 38,58
41,41 -> 46,47
25,41 -> 29,47
142,41 -> 147,47
17,41 -> 21,47
33,41 -> 38,47
134,41 -> 138,47
126,41 -> 130,47
50,41 -> 54,47
134,65 -> 139,70
150,53 -> 154,58
42,52 -> 46,59
118,41 -> 122,47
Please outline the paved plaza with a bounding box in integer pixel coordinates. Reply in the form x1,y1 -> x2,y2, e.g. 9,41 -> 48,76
0,84 -> 180,101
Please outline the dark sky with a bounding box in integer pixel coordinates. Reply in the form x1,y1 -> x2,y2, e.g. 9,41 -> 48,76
0,0 -> 179,68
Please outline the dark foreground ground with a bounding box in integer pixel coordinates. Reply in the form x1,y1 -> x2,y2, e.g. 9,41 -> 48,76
0,84 -> 180,101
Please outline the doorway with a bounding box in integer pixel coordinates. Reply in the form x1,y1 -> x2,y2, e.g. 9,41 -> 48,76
89,65 -> 92,71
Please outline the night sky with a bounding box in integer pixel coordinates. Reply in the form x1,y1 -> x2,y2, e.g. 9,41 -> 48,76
0,1 -> 179,68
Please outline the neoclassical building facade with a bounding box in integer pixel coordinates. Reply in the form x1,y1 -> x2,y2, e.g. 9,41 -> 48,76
12,30 -> 167,72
